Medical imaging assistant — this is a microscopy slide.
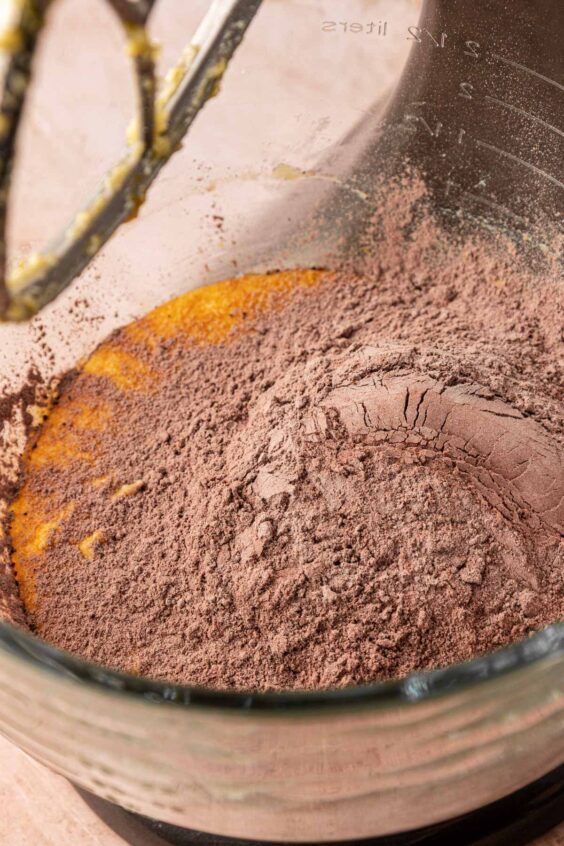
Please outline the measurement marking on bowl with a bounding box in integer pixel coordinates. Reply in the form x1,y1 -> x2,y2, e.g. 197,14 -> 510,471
463,191 -> 528,225
475,141 -> 564,190
490,53 -> 564,92
404,114 -> 443,137
485,96 -> 564,139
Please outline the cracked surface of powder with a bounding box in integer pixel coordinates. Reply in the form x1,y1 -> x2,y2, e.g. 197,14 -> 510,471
7,188 -> 564,690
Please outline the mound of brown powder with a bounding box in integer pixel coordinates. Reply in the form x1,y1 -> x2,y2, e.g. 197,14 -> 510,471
8,190 -> 564,690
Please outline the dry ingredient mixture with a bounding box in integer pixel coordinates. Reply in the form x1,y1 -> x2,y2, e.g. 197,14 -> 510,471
3,182 -> 564,691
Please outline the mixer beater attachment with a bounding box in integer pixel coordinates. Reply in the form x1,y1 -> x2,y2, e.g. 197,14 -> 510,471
0,0 -> 262,320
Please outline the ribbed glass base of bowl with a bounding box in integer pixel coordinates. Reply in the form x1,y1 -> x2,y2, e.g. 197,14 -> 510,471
76,763 -> 564,846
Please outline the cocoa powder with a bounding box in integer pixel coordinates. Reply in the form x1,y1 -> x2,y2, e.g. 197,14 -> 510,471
7,186 -> 564,691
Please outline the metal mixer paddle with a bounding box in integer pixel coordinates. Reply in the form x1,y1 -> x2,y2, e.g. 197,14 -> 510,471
0,0 -> 262,321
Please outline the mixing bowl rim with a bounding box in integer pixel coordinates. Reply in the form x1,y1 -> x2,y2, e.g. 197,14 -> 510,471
0,619 -> 563,711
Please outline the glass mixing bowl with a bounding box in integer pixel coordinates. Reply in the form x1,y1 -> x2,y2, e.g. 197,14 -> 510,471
0,0 -> 562,840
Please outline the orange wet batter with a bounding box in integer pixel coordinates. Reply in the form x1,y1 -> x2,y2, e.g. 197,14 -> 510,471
10,269 -> 329,613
